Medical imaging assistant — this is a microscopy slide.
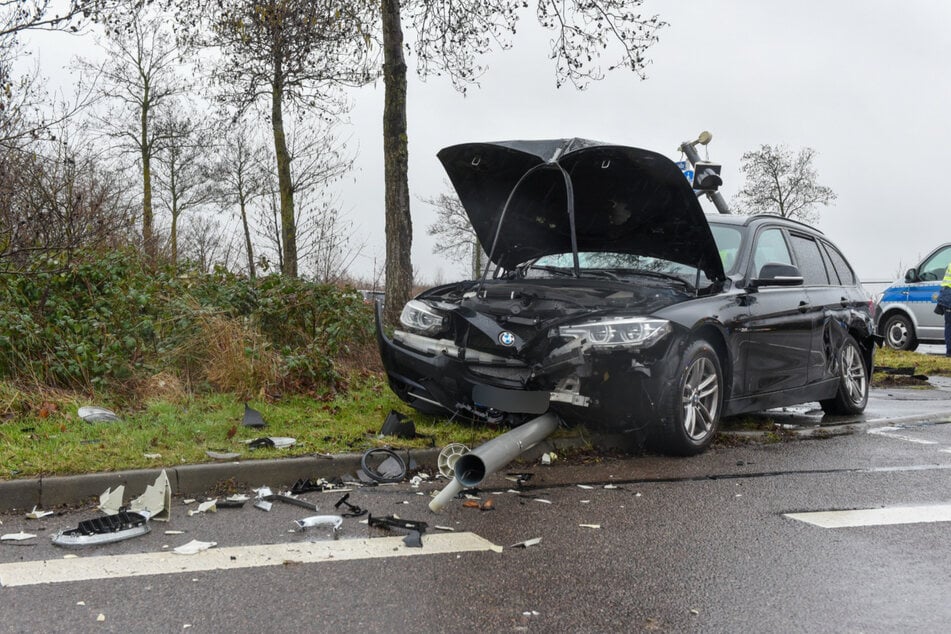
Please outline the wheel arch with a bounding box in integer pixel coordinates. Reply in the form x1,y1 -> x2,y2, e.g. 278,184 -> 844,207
691,322 -> 732,400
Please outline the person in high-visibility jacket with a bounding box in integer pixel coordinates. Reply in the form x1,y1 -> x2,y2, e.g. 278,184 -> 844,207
940,263 -> 951,356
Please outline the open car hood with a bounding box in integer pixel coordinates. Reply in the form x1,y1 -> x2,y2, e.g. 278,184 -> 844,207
437,139 -> 725,281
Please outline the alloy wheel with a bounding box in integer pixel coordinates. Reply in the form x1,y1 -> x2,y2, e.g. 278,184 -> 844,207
681,357 -> 720,441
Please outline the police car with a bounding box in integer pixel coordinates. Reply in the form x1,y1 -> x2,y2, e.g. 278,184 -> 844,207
876,243 -> 951,350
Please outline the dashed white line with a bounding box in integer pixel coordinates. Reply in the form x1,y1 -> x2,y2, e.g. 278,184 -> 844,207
786,504 -> 951,528
0,532 -> 501,588
867,426 -> 938,445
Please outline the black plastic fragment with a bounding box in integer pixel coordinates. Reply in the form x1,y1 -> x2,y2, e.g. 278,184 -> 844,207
334,493 -> 367,518
368,514 -> 428,548
247,437 -> 275,449
264,494 -> 319,512
379,410 -> 435,446
64,511 -> 148,536
242,403 -> 266,428
360,448 -> 407,483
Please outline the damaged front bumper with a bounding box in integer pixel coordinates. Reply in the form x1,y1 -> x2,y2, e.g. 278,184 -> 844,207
375,304 -> 679,428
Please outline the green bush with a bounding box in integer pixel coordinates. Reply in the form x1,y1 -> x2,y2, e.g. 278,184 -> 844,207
0,249 -> 374,395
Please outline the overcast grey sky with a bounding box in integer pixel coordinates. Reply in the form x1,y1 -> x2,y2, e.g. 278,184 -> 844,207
23,1 -> 951,285
340,0 -> 951,284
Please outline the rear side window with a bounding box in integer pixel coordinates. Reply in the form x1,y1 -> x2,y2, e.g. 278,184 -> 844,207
789,233 -> 830,285
823,242 -> 855,285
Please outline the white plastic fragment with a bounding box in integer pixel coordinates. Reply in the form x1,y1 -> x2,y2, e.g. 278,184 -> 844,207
143,453 -> 162,459
76,601 -> 85,605
579,524 -> 601,529
98,486 -> 125,515
540,452 -> 557,465
243,436 -> 296,449
2,531 -> 37,542
434,525 -> 455,531
78,406 -> 119,422
510,537 -> 542,548
96,614 -> 105,622
534,498 -> 552,504
25,506 -> 53,519
173,540 -> 217,555
164,530 -> 186,535
293,515 -> 343,531
131,470 -> 172,521
577,484 -> 593,490
187,500 -> 218,516
225,494 -> 250,503
254,500 -> 272,512
183,499 -> 196,505
206,451 -> 240,460
63,554 -> 78,559
603,484 -> 619,490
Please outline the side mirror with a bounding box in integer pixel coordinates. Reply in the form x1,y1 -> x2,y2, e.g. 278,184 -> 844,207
751,263 -> 804,288
904,268 -> 919,283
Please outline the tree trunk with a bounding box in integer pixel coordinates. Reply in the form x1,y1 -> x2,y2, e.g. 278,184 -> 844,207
381,0 -> 413,325
239,192 -> 255,281
271,73 -> 297,277
141,90 -> 155,262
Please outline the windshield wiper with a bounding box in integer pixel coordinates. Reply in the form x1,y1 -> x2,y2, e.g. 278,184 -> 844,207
524,264 -> 575,278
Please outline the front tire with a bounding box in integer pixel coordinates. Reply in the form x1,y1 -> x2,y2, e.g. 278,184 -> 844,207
656,339 -> 723,456
820,335 -> 869,415
883,313 -> 918,351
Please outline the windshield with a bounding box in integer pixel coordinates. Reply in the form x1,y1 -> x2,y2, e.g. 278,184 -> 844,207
709,224 -> 744,274
520,251 -> 713,288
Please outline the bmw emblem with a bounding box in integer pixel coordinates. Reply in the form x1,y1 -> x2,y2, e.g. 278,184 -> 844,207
498,331 -> 516,347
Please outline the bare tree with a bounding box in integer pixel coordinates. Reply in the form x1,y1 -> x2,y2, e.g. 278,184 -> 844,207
208,0 -> 372,278
732,144 -> 837,225
0,125 -> 137,270
82,5 -> 187,261
153,105 -> 216,267
424,185 -> 484,278
378,0 -> 666,324
179,212 -> 240,273
210,124 -> 268,280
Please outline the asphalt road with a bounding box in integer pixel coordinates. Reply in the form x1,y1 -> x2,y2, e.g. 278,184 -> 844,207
4,406 -> 951,633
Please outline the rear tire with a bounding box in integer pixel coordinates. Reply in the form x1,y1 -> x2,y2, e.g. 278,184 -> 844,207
883,313 -> 918,351
820,335 -> 869,415
655,339 -> 723,456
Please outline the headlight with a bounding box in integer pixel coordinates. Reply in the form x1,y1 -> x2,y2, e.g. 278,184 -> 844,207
399,300 -> 448,336
557,317 -> 670,349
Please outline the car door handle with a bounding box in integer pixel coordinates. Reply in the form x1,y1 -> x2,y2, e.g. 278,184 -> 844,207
798,301 -> 809,313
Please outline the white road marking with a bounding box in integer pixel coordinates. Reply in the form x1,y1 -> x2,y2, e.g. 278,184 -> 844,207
0,532 -> 500,588
867,426 -> 938,445
785,504 -> 951,528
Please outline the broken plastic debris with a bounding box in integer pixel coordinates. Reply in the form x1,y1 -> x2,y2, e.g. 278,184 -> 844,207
26,506 -> 54,519
218,495 -> 250,509
603,484 -> 620,490
242,402 -> 266,428
577,484 -> 594,490
2,531 -> 37,542
534,498 -> 552,504
98,485 -> 125,515
173,540 -> 217,555
245,436 -> 296,449
164,530 -> 186,535
437,443 -> 470,479
434,525 -> 455,531
540,452 -> 557,465
265,493 -> 318,512
368,514 -> 428,548
254,500 -> 273,512
143,453 -> 162,459
334,493 -> 367,518
78,406 -> 119,422
187,500 -> 218,516
360,448 -> 407,483
206,450 -> 240,460
130,470 -> 172,521
579,524 -> 602,529
293,515 -> 343,538
509,537 -> 542,548
52,511 -> 150,548
97,614 -> 105,622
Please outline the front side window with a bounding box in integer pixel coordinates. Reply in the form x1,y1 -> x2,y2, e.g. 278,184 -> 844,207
920,246 -> 951,281
751,228 -> 793,278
